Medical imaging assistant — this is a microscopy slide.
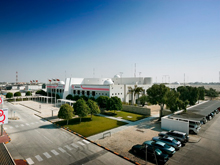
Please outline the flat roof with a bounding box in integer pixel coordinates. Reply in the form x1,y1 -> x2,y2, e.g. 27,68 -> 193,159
170,100 -> 220,121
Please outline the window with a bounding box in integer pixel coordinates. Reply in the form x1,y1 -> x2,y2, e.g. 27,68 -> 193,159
112,93 -> 114,95
92,91 -> 95,96
77,90 -> 80,95
60,89 -> 62,93
118,93 -> 120,95
73,90 -> 76,94
87,91 -> 90,96
121,93 -> 122,95
82,91 -> 85,95
115,93 -> 117,95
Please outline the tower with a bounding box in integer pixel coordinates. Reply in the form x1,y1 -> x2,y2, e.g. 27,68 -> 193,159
16,71 -> 18,84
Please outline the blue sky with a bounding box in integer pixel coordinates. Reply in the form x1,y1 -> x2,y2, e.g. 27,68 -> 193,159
0,0 -> 220,83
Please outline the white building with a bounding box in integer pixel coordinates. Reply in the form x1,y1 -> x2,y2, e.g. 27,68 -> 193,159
47,75 -> 153,103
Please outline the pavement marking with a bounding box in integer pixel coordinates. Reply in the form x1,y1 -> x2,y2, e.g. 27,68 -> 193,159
35,155 -> 43,162
77,141 -> 85,146
4,127 -> 7,130
64,145 -> 72,150
26,158 -> 34,164
43,152 -> 52,158
15,125 -> 19,128
58,147 -> 66,153
71,143 -> 79,148
21,124 -> 24,127
42,135 -> 53,143
9,126 -> 13,129
26,123 -> 29,125
51,150 -> 59,156
82,139 -> 90,144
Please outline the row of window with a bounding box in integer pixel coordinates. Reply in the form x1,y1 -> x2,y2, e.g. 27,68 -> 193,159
51,89 -> 64,93
73,90 -> 108,96
112,93 -> 123,95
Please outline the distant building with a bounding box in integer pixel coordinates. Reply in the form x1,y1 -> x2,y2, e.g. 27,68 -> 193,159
46,75 -> 179,103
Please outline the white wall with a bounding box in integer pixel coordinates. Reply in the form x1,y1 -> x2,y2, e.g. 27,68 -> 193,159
161,116 -> 189,134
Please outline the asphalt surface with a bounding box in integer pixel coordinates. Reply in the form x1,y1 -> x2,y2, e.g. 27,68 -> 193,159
168,100 -> 220,165
3,102 -> 133,165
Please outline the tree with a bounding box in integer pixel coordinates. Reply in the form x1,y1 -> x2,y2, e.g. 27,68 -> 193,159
96,96 -> 109,109
87,99 -> 100,119
206,88 -> 218,100
14,92 -> 21,97
58,104 -> 74,125
177,100 -> 189,112
138,95 -> 148,106
6,92 -> 13,98
42,83 -> 46,89
36,90 -> 47,96
66,94 -> 73,100
26,91 -> 32,96
106,96 -> 122,114
72,95 -> 80,101
127,85 -> 144,104
177,86 -> 199,105
80,95 -> 88,101
147,84 -> 169,120
74,99 -> 89,123
198,86 -> 205,101
166,89 -> 180,113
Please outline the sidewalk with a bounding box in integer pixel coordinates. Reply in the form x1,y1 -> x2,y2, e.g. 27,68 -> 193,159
0,130 -> 10,144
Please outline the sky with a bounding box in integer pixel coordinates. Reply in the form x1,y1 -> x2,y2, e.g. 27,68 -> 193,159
0,0 -> 220,83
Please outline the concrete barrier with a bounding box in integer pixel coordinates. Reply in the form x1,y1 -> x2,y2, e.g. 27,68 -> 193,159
122,105 -> 151,115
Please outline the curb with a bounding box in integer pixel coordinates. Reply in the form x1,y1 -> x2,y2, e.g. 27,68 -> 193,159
34,113 -> 140,165
3,129 -> 11,144
14,159 -> 28,165
19,104 -> 41,113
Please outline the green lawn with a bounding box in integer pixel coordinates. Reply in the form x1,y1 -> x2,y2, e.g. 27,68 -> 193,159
102,110 -> 149,121
55,115 -> 127,137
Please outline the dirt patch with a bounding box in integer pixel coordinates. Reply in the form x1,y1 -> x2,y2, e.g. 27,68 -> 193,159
95,118 -> 163,165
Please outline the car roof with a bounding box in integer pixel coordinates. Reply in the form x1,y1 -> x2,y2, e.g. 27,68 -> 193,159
155,141 -> 166,146
169,130 -> 186,135
163,136 -> 174,141
143,141 -> 154,145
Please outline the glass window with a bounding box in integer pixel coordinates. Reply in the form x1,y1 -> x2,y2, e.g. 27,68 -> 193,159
87,91 -> 90,96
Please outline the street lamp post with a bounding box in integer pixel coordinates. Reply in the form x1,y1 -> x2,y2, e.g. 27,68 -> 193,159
145,144 -> 148,165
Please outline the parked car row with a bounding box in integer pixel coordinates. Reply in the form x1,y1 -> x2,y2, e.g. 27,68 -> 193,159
131,130 -> 189,164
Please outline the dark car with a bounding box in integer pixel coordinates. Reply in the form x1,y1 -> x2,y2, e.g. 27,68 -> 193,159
217,107 -> 220,112
152,136 -> 182,150
131,144 -> 169,164
143,141 -> 176,156
214,109 -> 219,114
159,130 -> 189,145
206,115 -> 212,120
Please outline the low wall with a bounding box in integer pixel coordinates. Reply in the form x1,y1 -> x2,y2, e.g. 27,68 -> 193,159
122,105 -> 151,115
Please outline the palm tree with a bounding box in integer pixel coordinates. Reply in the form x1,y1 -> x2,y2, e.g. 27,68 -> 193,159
127,85 -> 144,105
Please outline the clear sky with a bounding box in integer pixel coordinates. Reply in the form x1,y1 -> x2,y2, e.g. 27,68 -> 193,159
1,0 -> 220,83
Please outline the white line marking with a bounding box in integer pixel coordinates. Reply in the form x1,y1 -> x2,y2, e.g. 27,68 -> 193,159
42,135 -> 53,143
26,158 -> 34,164
71,143 -> 79,148
35,155 -> 43,162
58,147 -> 66,153
43,152 -> 51,158
4,127 -> 7,130
82,139 -> 90,144
21,124 -> 24,127
77,141 -> 85,146
15,125 -> 19,128
26,123 -> 29,125
64,145 -> 72,150
9,126 -> 13,129
51,150 -> 59,156
65,152 -> 71,156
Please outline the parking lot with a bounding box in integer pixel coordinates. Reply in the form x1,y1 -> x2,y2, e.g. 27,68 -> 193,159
95,100 -> 220,165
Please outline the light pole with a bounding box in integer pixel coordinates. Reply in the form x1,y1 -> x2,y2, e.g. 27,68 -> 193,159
145,144 -> 148,165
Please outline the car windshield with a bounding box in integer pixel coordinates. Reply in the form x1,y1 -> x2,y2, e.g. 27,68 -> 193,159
172,139 -> 178,143
155,149 -> 162,155
164,144 -> 170,148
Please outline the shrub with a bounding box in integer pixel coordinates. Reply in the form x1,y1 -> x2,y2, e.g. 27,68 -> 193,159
6,92 -> 13,98
14,92 -> 21,97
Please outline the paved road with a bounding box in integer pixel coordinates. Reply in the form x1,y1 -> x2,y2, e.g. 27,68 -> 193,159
4,102 -> 133,165
168,100 -> 220,165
